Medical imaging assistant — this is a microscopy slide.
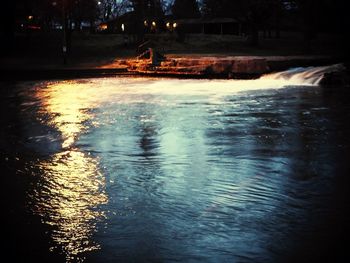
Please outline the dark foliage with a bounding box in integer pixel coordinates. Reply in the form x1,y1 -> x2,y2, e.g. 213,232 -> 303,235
172,0 -> 201,19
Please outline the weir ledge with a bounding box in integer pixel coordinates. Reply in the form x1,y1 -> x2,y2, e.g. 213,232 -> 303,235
0,55 -> 343,81
105,55 -> 340,79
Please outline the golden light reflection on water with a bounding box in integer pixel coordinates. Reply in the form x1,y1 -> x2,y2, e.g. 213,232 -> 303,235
32,81 -> 108,262
36,81 -> 99,148
34,150 -> 107,262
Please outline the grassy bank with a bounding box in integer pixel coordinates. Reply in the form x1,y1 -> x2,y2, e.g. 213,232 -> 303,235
0,31 -> 347,69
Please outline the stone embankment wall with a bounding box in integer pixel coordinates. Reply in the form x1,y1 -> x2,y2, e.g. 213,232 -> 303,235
111,55 -> 336,78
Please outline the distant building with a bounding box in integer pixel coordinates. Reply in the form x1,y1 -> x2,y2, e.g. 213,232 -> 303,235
103,11 -> 165,34
103,11 -> 140,34
169,17 -> 246,35
103,13 -> 246,36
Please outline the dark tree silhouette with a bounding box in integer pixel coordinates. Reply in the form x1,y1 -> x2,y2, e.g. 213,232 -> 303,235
98,0 -> 130,21
129,0 -> 164,19
172,0 -> 201,19
285,0 -> 349,53
0,1 -> 15,54
203,0 -> 282,45
202,0 -> 236,18
129,0 -> 164,42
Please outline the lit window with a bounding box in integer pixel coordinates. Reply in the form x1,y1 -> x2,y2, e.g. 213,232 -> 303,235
100,24 -> 108,30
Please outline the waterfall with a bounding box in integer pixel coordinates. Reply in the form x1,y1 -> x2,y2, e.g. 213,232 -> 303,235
261,63 -> 345,86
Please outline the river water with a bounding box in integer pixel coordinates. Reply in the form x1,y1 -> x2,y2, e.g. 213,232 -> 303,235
1,66 -> 350,262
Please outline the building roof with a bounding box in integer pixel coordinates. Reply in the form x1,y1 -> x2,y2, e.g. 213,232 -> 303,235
173,17 -> 238,25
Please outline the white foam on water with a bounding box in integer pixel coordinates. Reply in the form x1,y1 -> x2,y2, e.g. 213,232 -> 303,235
33,63 -> 345,108
261,63 -> 345,86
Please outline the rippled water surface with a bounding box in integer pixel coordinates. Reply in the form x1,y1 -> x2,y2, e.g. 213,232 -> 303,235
2,74 -> 350,262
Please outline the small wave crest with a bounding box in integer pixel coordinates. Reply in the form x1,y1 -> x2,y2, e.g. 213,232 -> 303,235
262,63 -> 345,85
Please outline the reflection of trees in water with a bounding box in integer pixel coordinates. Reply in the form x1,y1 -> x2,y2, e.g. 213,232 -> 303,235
94,103 -> 168,261
201,88 -> 345,259
137,114 -> 160,158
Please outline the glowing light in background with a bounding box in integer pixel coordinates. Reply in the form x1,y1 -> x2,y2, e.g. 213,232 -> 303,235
99,23 -> 108,31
